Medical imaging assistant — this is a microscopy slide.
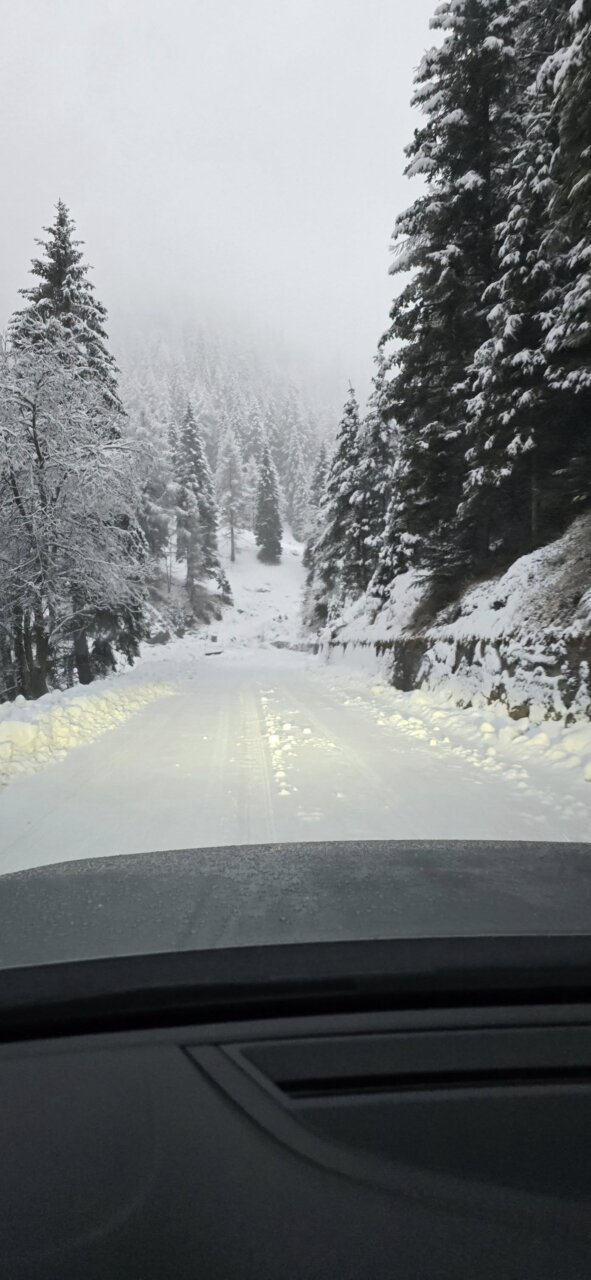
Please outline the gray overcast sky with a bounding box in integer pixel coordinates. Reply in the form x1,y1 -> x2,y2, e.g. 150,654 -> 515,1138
1,0 -> 434,403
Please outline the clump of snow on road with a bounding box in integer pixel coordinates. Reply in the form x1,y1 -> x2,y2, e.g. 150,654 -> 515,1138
325,650 -> 591,792
0,680 -> 176,786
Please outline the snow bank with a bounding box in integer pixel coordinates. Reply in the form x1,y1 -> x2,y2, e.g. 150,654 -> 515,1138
431,516 -> 591,645
327,662 -> 591,793
421,516 -> 591,722
326,569 -> 427,648
320,516 -> 591,726
0,528 -> 307,791
0,679 -> 176,786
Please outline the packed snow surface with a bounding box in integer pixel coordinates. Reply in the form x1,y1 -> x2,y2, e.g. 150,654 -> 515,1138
0,530 -> 589,875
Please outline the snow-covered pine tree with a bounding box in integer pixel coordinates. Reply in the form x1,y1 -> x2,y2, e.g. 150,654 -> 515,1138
242,455 -> 260,533
6,203 -> 147,684
380,0 -> 517,594
133,408 -> 171,558
307,388 -> 362,620
302,441 -> 328,577
309,441 -> 329,510
255,444 -> 283,563
167,361 -> 189,463
272,386 -> 297,485
176,402 -> 227,601
353,352 -> 396,590
544,0 -> 591,505
284,427 -> 310,540
186,385 -> 216,470
215,425 -> 245,562
463,0 -> 575,564
10,200 -> 122,412
261,396 -> 283,477
242,398 -> 266,462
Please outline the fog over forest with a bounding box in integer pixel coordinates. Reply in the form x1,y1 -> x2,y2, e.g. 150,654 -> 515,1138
0,0 -> 434,404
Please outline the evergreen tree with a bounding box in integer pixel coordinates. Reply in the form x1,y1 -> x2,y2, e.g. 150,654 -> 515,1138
255,444 -> 283,563
544,0 -> 591,502
5,203 -> 145,684
11,200 -> 122,411
243,399 -> 265,461
285,428 -> 310,539
309,441 -> 329,510
302,441 -> 329,575
133,408 -> 171,558
261,397 -> 283,478
354,353 -> 396,590
216,425 -> 245,562
243,455 -> 260,533
380,0 -> 517,589
176,403 -> 226,599
463,0 -> 575,563
308,389 -> 362,616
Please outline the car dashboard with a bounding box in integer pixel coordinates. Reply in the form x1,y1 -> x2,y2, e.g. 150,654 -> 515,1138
1,935 -> 591,1279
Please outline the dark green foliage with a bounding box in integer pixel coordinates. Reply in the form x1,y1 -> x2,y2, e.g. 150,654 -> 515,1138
310,0 -> 591,633
382,0 -> 518,587
463,0 -> 582,564
544,0 -> 591,503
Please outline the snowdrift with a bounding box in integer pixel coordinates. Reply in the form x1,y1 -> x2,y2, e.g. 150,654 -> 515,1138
0,679 -> 176,786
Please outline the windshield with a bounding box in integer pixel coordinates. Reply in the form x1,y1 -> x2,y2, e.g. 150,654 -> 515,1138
0,0 -> 590,966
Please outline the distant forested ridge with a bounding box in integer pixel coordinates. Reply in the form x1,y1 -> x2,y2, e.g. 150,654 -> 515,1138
306,0 -> 591,720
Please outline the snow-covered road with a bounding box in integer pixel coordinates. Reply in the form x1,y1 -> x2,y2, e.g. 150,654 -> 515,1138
0,532 -> 589,874
1,644 -> 589,873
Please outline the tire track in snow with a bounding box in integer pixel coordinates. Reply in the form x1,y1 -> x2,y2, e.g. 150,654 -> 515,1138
240,687 -> 277,844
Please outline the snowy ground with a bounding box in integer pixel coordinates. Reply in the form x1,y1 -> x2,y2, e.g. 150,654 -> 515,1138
0,530 -> 589,875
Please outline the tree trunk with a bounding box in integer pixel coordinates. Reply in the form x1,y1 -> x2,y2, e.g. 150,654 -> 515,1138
74,627 -> 93,685
530,456 -> 540,550
32,612 -> 51,699
23,611 -> 50,698
13,611 -> 32,699
230,517 -> 236,563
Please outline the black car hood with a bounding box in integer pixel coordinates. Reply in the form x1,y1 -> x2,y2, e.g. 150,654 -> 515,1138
0,840 -> 590,969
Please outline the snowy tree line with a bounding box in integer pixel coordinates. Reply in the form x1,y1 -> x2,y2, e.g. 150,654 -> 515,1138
121,313 -> 329,592
0,203 -> 327,701
307,0 -> 591,628
121,326 -> 330,546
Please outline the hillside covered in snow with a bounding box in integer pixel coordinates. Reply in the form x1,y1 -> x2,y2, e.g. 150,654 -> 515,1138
323,516 -> 591,725
303,0 -> 591,728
